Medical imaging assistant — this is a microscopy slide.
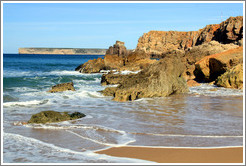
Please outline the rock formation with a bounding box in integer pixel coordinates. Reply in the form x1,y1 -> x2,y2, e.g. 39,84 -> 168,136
137,31 -> 198,57
181,41 -> 239,81
75,41 -> 156,73
75,58 -> 107,73
215,63 -> 243,89
48,82 -> 75,93
102,55 -> 189,102
28,111 -> 86,124
194,46 -> 243,82
136,16 -> 243,57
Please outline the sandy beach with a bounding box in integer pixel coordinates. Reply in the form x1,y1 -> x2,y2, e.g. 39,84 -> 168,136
96,146 -> 243,163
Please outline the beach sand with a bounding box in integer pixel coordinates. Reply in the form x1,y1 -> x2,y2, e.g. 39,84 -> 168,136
96,146 -> 243,163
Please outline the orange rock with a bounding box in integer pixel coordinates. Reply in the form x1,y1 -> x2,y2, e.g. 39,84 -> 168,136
187,80 -> 201,87
194,47 -> 243,82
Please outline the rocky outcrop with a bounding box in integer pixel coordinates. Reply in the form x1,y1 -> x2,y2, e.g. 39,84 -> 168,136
102,55 -> 189,102
212,16 -> 243,44
136,16 -> 243,57
106,41 -> 129,57
137,31 -> 198,57
76,41 -> 156,73
19,48 -> 107,55
181,41 -> 239,81
75,58 -> 107,73
28,111 -> 86,124
101,73 -> 132,86
48,82 -> 75,93
215,63 -> 243,89
194,46 -> 243,82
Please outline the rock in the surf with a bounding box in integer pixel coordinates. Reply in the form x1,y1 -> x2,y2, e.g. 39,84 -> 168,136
215,63 -> 243,89
28,111 -> 86,124
48,82 -> 75,93
102,55 -> 189,101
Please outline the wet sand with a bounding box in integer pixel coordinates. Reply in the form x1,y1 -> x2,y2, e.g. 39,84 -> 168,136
96,146 -> 243,163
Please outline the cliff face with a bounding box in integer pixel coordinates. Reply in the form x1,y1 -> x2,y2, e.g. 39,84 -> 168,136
137,31 -> 198,56
19,48 -> 107,55
136,16 -> 243,56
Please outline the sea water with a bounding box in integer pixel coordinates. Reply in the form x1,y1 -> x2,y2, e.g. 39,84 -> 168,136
2,54 -> 243,163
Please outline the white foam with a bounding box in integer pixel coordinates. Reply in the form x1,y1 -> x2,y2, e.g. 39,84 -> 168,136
4,69 -> 103,77
3,132 -> 153,163
3,100 -> 43,107
113,70 -> 141,75
189,83 -> 243,96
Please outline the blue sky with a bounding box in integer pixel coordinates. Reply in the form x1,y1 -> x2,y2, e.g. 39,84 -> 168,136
3,2 -> 244,53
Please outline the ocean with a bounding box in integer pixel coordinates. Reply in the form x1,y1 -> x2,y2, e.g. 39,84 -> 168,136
2,54 -> 244,163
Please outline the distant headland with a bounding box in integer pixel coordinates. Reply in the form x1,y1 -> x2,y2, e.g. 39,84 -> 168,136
18,48 -> 107,55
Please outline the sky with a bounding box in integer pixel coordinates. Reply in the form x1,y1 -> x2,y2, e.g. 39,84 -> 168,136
2,2 -> 244,53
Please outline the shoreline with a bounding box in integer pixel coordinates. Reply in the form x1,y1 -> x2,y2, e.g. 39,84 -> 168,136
96,146 -> 243,163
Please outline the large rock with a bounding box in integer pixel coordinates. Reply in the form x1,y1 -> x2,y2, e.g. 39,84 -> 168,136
75,58 -> 107,73
181,41 -> 239,81
213,16 -> 243,44
102,55 -> 189,102
194,46 -> 243,82
106,41 -> 129,57
136,16 -> 243,57
215,63 -> 243,89
48,82 -> 75,93
101,73 -> 132,86
28,111 -> 86,124
137,30 -> 198,57
76,41 -> 155,73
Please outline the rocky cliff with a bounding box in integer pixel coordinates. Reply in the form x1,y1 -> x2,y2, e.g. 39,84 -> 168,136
137,16 -> 243,57
19,48 -> 107,55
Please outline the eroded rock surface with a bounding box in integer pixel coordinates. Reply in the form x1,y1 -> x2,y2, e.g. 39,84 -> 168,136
215,63 -> 243,89
136,16 -> 243,57
102,56 -> 189,102
194,47 -> 243,82
28,111 -> 86,124
48,82 -> 75,93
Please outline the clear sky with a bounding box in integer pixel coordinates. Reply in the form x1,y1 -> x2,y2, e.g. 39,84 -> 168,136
3,2 -> 244,53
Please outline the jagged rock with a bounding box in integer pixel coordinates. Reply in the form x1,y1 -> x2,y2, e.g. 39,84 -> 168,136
137,30 -> 198,57
75,41 -> 155,73
195,24 -> 221,45
101,73 -> 132,86
48,82 -> 75,93
28,111 -> 86,124
213,16 -> 243,44
106,41 -> 129,57
100,87 -> 117,96
75,58 -> 107,73
136,16 -> 243,57
194,46 -> 243,82
104,54 -> 125,69
215,63 -> 243,89
181,41 -> 239,81
102,56 -> 189,102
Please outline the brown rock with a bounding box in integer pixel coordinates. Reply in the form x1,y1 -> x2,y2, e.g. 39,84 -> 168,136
136,16 -> 243,57
75,58 -> 107,73
194,46 -> 243,82
104,54 -> 124,69
102,56 -> 189,102
213,16 -> 243,44
215,63 -> 243,89
187,80 -> 201,87
48,82 -> 75,93
137,30 -> 198,57
101,73 -> 132,86
106,40 -> 129,57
